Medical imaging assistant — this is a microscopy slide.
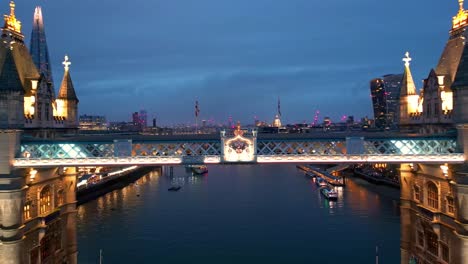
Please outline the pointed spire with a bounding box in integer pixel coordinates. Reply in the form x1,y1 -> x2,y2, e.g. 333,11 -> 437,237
400,52 -> 417,96
58,55 -> 78,102
30,6 -> 54,91
3,1 -> 21,34
277,96 -> 281,117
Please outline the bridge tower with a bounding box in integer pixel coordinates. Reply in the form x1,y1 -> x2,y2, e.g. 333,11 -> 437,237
0,3 -> 26,261
400,1 -> 468,263
0,2 -> 78,263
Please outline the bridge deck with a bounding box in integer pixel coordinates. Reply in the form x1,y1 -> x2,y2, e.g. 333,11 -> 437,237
13,133 -> 464,167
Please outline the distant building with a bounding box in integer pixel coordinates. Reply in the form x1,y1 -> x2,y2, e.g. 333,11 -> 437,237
323,117 -> 331,131
132,112 -> 139,125
79,115 -> 107,130
370,74 -> 403,129
272,114 -> 282,127
139,109 -> 147,128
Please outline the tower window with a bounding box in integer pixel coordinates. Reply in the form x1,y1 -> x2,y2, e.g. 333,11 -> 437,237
40,185 -> 52,215
23,201 -> 32,220
441,243 -> 449,262
447,196 -> 455,215
426,231 -> 438,256
427,182 -> 439,210
414,185 -> 421,202
417,230 -> 424,247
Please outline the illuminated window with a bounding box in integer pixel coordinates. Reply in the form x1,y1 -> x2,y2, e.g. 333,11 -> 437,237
447,197 -> 455,215
23,201 -> 31,220
441,243 -> 449,262
427,182 -> 439,210
40,185 -> 52,215
414,185 -> 421,202
426,232 -> 438,256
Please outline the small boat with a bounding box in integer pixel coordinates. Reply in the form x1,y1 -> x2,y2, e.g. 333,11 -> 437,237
168,186 -> 182,191
321,188 -> 338,200
192,165 -> 208,175
316,177 -> 328,187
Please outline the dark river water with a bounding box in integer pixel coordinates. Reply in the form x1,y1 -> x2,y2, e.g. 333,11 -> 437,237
76,164 -> 401,263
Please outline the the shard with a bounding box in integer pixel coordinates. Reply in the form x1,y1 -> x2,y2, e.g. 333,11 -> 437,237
29,6 -> 54,91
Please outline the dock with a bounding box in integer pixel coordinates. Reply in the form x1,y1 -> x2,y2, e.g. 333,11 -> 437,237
297,165 -> 346,186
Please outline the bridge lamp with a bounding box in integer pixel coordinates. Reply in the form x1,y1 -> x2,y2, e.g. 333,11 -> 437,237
23,151 -> 31,159
440,164 -> 449,179
409,163 -> 417,172
29,169 -> 37,183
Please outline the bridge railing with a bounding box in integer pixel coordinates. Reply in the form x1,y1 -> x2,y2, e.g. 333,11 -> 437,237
256,138 -> 457,155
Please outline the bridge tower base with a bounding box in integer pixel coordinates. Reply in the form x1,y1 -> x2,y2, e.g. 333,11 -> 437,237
0,131 -> 24,264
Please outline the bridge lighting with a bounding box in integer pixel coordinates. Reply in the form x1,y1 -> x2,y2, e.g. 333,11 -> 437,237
29,169 -> 37,183
440,164 -> 449,178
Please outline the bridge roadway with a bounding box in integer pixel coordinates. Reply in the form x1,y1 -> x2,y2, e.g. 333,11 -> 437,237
13,131 -> 465,167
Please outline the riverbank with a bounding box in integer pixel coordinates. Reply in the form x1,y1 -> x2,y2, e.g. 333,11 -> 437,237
77,167 -> 158,205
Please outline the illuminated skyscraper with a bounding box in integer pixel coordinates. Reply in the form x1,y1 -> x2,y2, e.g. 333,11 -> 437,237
30,6 -> 53,91
370,74 -> 403,129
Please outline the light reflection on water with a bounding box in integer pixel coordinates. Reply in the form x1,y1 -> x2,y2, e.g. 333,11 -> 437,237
76,165 -> 400,264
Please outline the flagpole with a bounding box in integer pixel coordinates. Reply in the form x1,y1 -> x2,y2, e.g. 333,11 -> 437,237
195,100 -> 199,134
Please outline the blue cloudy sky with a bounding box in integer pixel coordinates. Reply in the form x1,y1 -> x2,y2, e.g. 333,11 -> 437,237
13,0 -> 456,125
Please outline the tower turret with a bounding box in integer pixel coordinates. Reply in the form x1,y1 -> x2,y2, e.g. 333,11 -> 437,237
54,55 -> 79,128
2,1 -> 23,42
399,52 -> 420,126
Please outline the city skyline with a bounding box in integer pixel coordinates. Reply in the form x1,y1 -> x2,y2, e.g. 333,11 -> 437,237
13,0 -> 456,124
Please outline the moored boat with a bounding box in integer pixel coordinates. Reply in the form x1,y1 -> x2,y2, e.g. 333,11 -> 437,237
320,188 -> 338,200
168,186 -> 182,191
192,165 -> 208,175
316,176 -> 328,187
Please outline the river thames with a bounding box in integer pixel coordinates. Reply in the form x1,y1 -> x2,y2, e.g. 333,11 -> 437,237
76,164 -> 401,263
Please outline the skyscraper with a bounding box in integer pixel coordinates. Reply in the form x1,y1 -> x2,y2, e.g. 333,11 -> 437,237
370,73 -> 403,129
30,6 -> 53,91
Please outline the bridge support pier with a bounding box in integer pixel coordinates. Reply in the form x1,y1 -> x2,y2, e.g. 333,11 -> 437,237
0,131 -> 24,264
60,167 -> 78,264
399,164 -> 413,264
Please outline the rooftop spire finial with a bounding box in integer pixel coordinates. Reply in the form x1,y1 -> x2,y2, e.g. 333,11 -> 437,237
63,55 -> 71,71
453,0 -> 468,30
3,1 -> 22,33
403,52 -> 412,68
9,1 -> 15,16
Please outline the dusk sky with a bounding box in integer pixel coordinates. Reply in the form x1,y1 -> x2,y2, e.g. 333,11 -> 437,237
13,0 -> 456,125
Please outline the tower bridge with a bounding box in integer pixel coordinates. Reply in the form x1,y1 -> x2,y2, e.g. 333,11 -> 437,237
1,1 -> 468,264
